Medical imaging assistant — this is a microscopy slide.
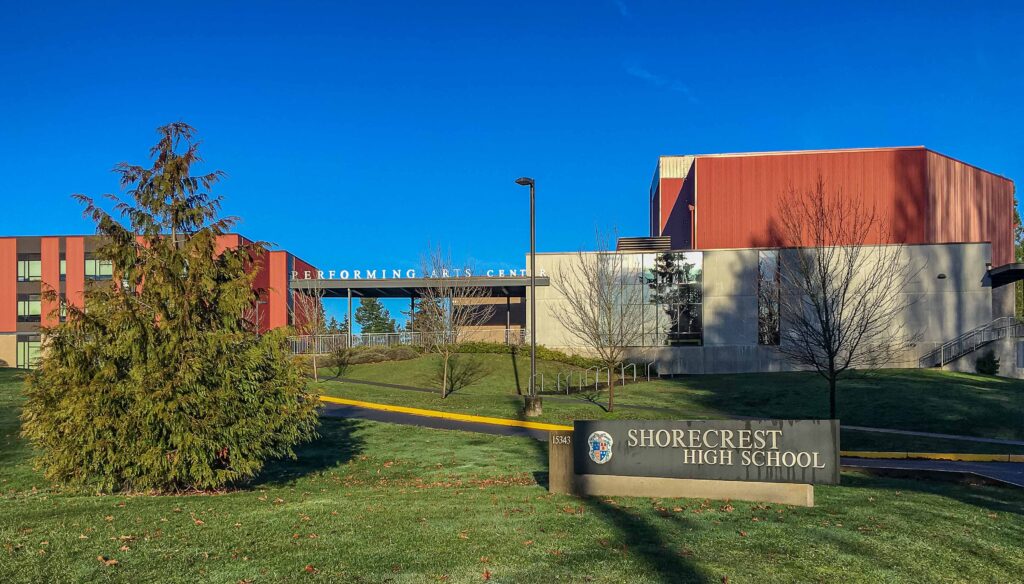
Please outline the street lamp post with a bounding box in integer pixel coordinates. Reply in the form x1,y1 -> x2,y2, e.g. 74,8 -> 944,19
515,176 -> 540,415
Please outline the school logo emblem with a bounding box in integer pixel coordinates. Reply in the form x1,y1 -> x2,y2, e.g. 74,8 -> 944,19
587,431 -> 614,464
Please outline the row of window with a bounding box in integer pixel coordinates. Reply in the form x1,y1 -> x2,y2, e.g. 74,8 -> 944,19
17,338 -> 40,369
16,256 -> 113,282
609,250 -> 783,347
16,294 -> 66,323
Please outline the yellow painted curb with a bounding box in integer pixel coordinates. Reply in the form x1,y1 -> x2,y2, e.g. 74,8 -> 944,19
841,451 -> 907,460
841,451 -> 1020,463
318,397 -> 1024,461
319,395 -> 574,432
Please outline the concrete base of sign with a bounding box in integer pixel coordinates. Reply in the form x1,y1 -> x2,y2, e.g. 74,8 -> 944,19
547,429 -> 815,507
572,474 -> 814,507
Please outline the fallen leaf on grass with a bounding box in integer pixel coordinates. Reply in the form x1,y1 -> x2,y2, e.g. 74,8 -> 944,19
119,545 -> 130,552
482,569 -> 491,581
458,531 -> 469,540
522,540 -> 534,546
738,531 -> 748,537
303,564 -> 318,574
97,555 -> 118,567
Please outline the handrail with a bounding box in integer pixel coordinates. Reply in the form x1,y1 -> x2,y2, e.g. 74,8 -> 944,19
919,316 -> 1020,367
620,363 -> 637,385
645,361 -> 659,382
556,370 -> 574,394
531,372 -> 544,394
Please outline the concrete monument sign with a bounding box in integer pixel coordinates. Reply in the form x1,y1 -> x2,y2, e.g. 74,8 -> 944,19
574,420 -> 840,485
549,419 -> 839,507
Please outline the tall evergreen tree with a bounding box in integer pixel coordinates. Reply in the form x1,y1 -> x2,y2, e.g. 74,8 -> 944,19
20,123 -> 320,493
355,298 -> 396,333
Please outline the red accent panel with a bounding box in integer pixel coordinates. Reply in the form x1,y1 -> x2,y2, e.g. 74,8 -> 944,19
926,151 -> 1015,266
0,239 -> 15,332
65,237 -> 85,309
693,149 -> 930,250
267,251 -> 289,330
659,178 -> 683,234
40,238 -> 61,327
215,234 -> 241,256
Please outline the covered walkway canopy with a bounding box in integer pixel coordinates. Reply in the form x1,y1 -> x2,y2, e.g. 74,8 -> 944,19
289,275 -> 550,298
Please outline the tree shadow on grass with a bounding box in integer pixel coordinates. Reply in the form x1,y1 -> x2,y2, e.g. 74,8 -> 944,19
514,401 -> 707,582
840,470 -> 1024,517
248,416 -> 366,487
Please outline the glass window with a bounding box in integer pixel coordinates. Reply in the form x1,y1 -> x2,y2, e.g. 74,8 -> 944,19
646,251 -> 703,346
60,256 -> 66,282
17,258 -> 41,282
758,250 -> 780,345
85,257 -> 114,280
17,294 -> 41,322
16,338 -> 41,369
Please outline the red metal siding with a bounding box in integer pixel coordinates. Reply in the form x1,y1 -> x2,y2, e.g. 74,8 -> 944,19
214,234 -> 242,256
693,149 -> 930,250
289,256 -> 319,331
40,237 -> 61,327
267,251 -> 289,330
0,239 -> 15,332
65,237 -> 85,309
926,151 -> 1015,266
659,178 -> 684,234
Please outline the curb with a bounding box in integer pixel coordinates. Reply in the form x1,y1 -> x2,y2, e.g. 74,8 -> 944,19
840,451 -> 1024,463
318,397 -> 1023,463
318,395 -> 573,432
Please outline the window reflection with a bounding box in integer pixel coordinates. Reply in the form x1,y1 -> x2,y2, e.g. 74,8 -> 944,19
758,250 -> 780,345
646,252 -> 703,346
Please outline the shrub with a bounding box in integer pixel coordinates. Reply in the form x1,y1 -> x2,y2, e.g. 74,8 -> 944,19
20,124 -> 319,493
453,341 -> 603,368
319,345 -> 423,369
975,349 -> 1000,375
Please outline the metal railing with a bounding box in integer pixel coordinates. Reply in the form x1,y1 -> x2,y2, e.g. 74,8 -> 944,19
918,316 -> 1020,368
288,329 -> 528,355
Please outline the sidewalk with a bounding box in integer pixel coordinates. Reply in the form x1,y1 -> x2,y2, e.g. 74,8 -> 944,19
320,397 -> 1024,489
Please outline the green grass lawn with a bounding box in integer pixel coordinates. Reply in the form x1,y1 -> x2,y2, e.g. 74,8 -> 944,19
2,369 -> 1024,582
317,353 -> 1024,454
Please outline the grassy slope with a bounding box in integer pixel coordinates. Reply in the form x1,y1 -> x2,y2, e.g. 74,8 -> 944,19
1,369 -> 1023,582
317,354 -> 1024,453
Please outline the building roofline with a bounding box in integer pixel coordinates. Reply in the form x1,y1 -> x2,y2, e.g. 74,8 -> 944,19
659,146 -> 1013,184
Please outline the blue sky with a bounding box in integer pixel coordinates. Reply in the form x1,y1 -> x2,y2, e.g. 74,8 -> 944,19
1,1 -> 1021,325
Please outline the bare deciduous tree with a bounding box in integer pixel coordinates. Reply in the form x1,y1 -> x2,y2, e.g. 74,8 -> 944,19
550,231 -> 644,412
416,245 -> 496,397
291,280 -> 328,381
777,177 -> 921,418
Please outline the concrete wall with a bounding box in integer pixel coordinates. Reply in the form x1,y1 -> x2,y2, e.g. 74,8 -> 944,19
943,336 -> 1024,379
0,334 -> 15,368
530,242 -> 1000,375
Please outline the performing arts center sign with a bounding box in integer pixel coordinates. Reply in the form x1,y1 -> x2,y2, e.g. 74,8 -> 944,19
549,419 -> 839,507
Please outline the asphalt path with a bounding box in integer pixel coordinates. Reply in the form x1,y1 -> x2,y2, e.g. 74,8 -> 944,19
321,401 -> 1024,488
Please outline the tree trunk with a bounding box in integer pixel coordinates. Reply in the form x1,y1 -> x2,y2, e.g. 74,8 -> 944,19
442,353 -> 449,398
312,353 -> 318,382
607,370 -> 615,412
828,373 -> 837,419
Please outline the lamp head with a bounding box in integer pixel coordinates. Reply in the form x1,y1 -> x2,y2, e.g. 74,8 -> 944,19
515,177 -> 535,187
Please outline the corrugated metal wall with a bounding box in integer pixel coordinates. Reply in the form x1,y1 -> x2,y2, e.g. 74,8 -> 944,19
692,148 -> 933,250
926,150 -> 1015,266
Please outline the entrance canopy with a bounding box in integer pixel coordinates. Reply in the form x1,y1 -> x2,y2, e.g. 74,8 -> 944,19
989,263 -> 1024,288
289,275 -> 551,298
